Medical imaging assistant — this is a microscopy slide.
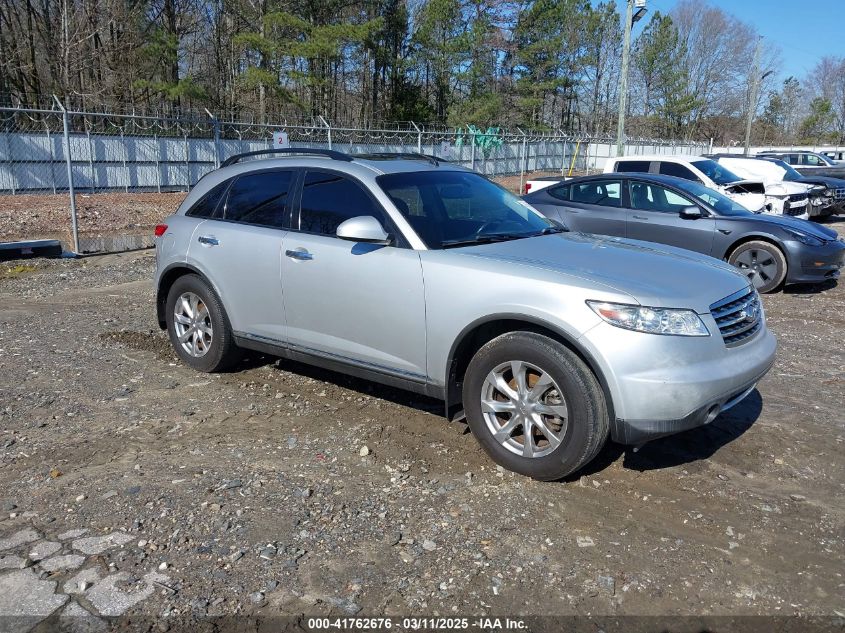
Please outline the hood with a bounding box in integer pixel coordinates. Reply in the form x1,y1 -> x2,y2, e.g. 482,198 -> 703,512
455,232 -> 748,314
796,166 -> 845,179
728,212 -> 839,240
764,181 -> 811,195
795,175 -> 845,188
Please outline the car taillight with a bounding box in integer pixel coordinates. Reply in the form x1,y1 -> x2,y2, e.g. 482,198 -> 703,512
154,224 -> 168,237
524,183 -> 532,194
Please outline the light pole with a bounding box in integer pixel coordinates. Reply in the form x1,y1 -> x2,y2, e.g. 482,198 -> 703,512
615,0 -> 648,157
743,37 -> 773,156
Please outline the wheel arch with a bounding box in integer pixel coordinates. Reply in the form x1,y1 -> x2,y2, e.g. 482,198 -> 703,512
444,315 -> 615,423
156,263 -> 220,329
719,233 -> 786,262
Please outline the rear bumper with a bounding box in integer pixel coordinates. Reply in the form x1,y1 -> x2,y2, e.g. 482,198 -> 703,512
783,239 -> 845,284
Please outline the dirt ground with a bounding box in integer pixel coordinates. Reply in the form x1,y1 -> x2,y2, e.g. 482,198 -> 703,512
0,229 -> 844,631
0,191 -> 188,247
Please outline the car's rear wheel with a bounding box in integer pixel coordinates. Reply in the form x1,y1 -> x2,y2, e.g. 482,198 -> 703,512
462,331 -> 608,481
728,240 -> 787,293
165,274 -> 242,372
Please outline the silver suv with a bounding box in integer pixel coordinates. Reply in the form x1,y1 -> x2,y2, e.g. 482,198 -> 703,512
154,149 -> 777,480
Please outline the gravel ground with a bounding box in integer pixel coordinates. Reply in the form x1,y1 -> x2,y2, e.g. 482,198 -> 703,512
0,235 -> 844,631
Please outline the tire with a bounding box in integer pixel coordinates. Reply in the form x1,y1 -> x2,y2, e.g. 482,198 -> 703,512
727,240 -> 787,293
462,331 -> 609,481
165,274 -> 243,372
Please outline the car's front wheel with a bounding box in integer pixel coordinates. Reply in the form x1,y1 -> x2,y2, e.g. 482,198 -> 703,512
462,331 -> 609,481
165,274 -> 242,372
728,240 -> 787,293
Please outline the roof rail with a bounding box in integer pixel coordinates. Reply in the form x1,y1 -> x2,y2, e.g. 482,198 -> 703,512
221,147 -> 353,167
355,152 -> 442,166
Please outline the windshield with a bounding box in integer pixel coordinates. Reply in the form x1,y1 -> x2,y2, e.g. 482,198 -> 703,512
377,171 -> 557,249
691,159 -> 743,185
675,179 -> 753,216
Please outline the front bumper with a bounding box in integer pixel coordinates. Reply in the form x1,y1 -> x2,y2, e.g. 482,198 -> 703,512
609,367 -> 769,445
578,315 -> 777,445
783,239 -> 845,284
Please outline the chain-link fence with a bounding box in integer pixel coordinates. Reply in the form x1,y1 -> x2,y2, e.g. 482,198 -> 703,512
0,101 -> 709,254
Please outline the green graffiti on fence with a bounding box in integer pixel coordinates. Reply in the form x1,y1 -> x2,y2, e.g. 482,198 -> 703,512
454,125 -> 504,157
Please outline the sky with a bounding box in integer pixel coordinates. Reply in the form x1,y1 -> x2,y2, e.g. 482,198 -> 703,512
622,0 -> 845,82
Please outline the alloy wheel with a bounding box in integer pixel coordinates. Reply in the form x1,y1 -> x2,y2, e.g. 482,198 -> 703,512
480,360 -> 568,458
173,292 -> 213,358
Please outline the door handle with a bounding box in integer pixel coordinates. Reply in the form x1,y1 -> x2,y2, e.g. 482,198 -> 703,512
198,235 -> 219,246
285,249 -> 313,261
632,215 -> 649,220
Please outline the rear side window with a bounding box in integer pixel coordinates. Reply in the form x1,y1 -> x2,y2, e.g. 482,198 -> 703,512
548,185 -> 570,201
571,180 -> 621,207
224,170 -> 293,228
186,181 -> 228,218
299,171 -> 385,236
658,162 -> 698,182
613,160 -> 650,173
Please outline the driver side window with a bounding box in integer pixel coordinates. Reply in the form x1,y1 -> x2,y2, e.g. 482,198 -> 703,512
630,182 -> 695,213
299,171 -> 387,236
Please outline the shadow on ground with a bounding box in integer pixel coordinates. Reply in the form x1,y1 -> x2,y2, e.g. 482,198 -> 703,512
783,279 -> 837,294
579,390 -> 763,477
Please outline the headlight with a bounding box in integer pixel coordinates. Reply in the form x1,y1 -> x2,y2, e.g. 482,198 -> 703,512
783,227 -> 824,246
587,301 -> 709,336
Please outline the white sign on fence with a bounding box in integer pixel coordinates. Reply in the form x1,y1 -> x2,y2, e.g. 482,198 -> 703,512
440,141 -> 452,158
272,131 -> 290,149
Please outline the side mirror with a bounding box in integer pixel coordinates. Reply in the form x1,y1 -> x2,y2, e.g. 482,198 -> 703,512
679,205 -> 702,219
336,216 -> 392,245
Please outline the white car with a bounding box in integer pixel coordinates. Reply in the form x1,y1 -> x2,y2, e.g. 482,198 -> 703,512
604,155 -> 767,213
708,155 -> 826,219
523,176 -> 569,195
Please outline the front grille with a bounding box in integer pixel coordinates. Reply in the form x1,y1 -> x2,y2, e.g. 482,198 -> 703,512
710,287 -> 762,347
833,188 -> 845,200
788,193 -> 808,203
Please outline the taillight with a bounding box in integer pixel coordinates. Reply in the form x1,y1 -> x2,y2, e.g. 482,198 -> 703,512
154,224 -> 168,237
524,183 -> 532,194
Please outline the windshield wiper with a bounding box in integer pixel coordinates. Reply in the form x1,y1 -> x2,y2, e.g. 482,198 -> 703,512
536,226 -> 568,235
440,233 -> 532,249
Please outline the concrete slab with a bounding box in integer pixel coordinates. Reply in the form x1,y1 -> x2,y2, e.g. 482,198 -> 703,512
0,528 -> 41,552
40,554 -> 86,573
0,568 -> 68,632
60,600 -> 109,633
71,532 -> 133,555
57,529 -> 89,541
29,540 -> 62,561
64,568 -> 102,594
0,554 -> 27,570
84,571 -> 169,616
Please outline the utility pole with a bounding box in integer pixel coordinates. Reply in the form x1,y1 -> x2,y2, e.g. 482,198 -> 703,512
616,0 -> 647,157
743,37 -> 762,156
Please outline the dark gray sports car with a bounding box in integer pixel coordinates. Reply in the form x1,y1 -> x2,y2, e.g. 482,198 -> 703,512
523,173 -> 845,293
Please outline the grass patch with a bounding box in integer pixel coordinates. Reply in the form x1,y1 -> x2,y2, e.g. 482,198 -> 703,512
0,263 -> 38,279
